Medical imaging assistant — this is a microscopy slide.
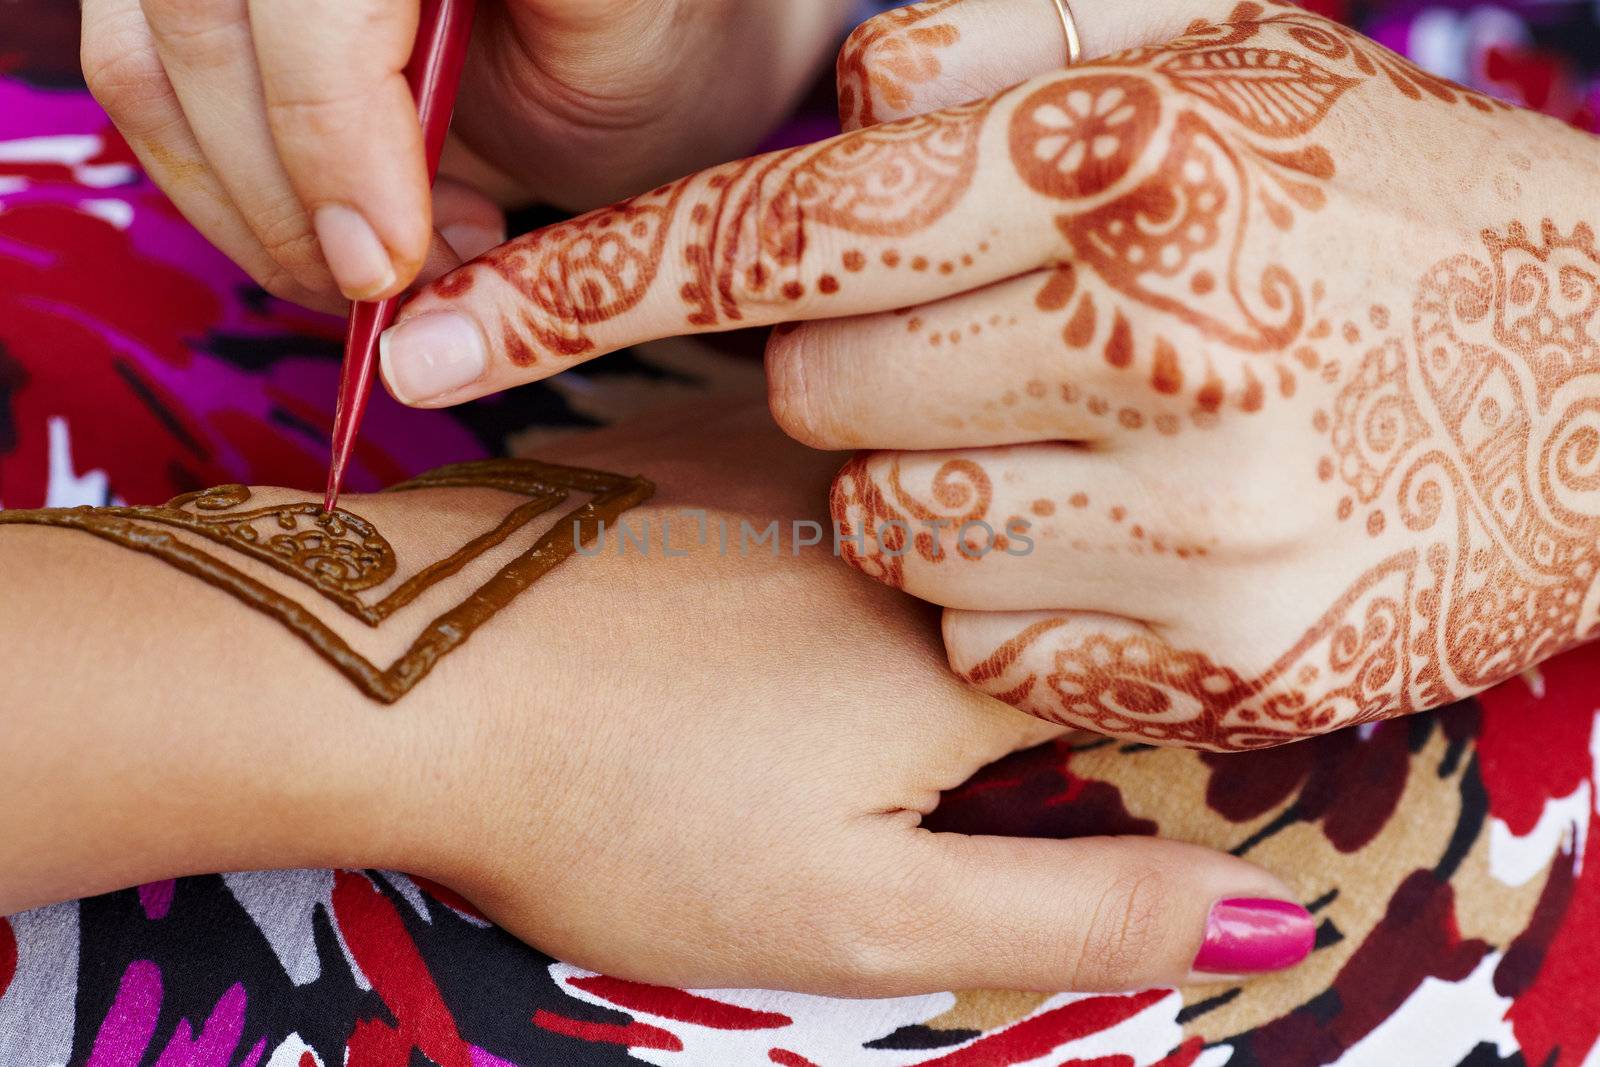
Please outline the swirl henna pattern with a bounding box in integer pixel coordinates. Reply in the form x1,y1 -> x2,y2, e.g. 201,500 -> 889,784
0,461 -> 654,703
831,455 -> 999,588
474,183 -> 687,363
957,220 -> 1600,751
1009,14 -> 1355,422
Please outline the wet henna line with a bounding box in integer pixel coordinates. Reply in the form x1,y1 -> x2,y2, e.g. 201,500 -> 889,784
68,491 -> 561,626
0,460 -> 655,704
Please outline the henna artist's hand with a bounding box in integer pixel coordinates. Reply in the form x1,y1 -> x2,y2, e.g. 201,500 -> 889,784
78,0 -> 854,312
0,405 -> 1318,991
381,0 -> 1600,750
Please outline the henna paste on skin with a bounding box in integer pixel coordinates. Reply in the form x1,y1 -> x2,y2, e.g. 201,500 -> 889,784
0,460 -> 654,704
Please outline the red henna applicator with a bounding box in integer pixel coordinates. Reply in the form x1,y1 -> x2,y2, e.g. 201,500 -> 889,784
324,0 -> 477,513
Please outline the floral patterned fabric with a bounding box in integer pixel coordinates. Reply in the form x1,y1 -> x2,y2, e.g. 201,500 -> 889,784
3,3 -> 1600,1065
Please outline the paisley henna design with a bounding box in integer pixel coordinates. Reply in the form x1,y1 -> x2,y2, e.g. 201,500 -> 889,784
1009,11 -> 1363,421
680,101 -> 992,329
1235,0 -> 1513,113
965,552 -> 1422,750
482,182 -> 688,363
962,220 -> 1600,751
0,461 -> 654,703
464,93 -> 993,358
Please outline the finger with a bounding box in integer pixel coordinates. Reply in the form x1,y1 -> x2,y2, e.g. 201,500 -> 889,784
382,83 -> 1066,408
249,0 -> 431,301
768,267 -> 1255,451
838,0 -> 1238,131
139,0 -> 335,299
432,177 -> 506,264
829,445 -> 1227,617
943,607 -> 1320,750
80,0 -> 340,311
819,824 -> 1313,994
414,231 -> 466,290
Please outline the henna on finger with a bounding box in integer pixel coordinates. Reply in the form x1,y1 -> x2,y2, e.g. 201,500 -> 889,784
401,1 -> 1483,398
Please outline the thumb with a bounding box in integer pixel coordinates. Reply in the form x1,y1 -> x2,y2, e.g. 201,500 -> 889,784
828,828 -> 1315,995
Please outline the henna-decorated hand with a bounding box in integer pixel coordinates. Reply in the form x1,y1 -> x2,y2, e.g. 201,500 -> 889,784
79,0 -> 853,311
380,0 -> 1600,751
0,405 -> 1318,992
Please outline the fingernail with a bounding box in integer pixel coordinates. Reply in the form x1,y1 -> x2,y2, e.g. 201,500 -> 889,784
441,222 -> 506,262
1192,898 -> 1314,974
380,311 -> 487,406
314,203 -> 397,300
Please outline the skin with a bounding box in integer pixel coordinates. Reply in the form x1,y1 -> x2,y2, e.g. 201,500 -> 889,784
0,403 -> 1305,994
77,0 -> 855,310
382,0 -> 1600,751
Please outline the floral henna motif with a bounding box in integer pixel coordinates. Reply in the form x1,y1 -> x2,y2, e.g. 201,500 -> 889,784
835,0 -> 964,130
1009,18 -> 1358,422
967,220 -> 1600,751
1009,1 -> 1510,427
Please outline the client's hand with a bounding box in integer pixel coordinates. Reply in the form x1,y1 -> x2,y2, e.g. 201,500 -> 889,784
381,0 -> 1600,751
79,0 -> 854,310
0,404 -> 1314,994
402,404 -> 1315,994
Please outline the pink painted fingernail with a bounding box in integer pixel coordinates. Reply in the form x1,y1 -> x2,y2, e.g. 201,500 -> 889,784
1192,898 -> 1315,974
379,311 -> 487,407
314,203 -> 396,301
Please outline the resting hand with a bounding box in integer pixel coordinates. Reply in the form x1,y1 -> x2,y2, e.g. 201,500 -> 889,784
0,405 -> 1316,993
80,0 -> 851,311
383,0 -> 1600,751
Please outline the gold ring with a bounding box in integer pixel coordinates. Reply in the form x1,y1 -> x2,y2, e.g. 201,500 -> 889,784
1050,0 -> 1083,65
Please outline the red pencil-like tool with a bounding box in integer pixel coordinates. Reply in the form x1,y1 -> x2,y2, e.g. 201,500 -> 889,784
324,0 -> 476,513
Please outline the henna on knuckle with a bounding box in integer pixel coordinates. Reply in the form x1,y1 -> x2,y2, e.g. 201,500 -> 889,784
766,328 -> 848,450
831,453 -> 1012,592
680,104 -> 991,328
1072,864 -> 1170,991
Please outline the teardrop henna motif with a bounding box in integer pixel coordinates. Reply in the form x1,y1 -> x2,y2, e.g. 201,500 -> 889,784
0,460 -> 654,703
1010,1 -> 1502,424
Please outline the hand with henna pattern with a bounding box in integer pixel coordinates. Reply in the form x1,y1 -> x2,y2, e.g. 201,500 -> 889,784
0,405 -> 1319,992
79,0 -> 854,310
379,0 -> 1600,751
